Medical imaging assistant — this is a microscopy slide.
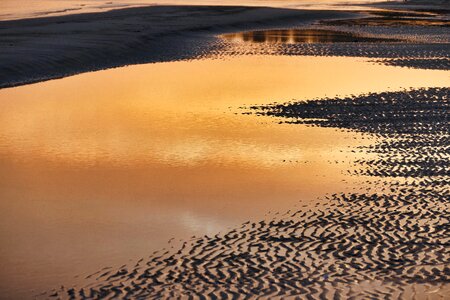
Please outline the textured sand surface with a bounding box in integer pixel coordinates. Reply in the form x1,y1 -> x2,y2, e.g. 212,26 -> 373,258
214,8 -> 450,70
4,3 -> 448,299
1,4 -> 449,89
43,88 -> 450,299
0,6 -> 353,89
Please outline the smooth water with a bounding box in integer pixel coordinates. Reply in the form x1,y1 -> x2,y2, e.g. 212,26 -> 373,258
0,55 -> 448,298
221,29 -> 400,44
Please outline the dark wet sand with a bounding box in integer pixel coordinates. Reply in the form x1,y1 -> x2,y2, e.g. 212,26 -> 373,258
4,2 -> 449,299
215,7 -> 450,70
1,2 -> 449,89
251,87 -> 450,178
0,6 -> 355,89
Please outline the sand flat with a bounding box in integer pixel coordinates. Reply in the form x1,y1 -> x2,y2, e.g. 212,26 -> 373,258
0,5 -> 355,89
1,1 -> 449,299
1,54 -> 449,298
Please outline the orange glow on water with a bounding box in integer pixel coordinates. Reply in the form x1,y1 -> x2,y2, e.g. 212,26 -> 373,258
0,55 -> 448,297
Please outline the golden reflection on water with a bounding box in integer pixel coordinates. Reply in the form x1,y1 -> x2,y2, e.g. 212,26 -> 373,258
222,29 -> 388,44
0,55 -> 449,297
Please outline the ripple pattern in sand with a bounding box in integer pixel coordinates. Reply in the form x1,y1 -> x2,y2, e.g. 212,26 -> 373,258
45,185 -> 449,299
252,87 -> 449,178
45,88 -> 450,299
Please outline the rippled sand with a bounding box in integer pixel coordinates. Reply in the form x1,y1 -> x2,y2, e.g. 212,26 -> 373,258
46,88 -> 450,298
1,2 -> 449,299
1,3 -> 448,88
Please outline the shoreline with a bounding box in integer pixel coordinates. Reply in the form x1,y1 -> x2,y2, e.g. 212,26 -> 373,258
0,6 -> 358,89
1,2 -> 448,89
44,86 -> 450,298
2,2 -> 449,299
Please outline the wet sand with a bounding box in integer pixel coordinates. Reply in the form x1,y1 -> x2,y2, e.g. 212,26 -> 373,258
251,87 -> 450,177
1,2 -> 449,89
46,88 -> 450,298
5,54 -> 449,298
2,1 -> 449,299
51,188 -> 450,299
0,6 -> 355,89
215,6 -> 449,70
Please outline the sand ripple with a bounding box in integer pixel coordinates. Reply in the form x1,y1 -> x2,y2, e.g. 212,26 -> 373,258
43,89 -> 450,299
251,87 -> 449,178
45,186 -> 450,299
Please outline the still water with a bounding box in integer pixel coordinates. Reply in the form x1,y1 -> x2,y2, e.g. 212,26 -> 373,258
222,29 -> 400,43
0,55 -> 449,298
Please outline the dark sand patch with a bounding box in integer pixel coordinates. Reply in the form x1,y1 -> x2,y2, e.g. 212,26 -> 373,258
1,3 -> 449,89
0,6 -> 353,89
216,37 -> 449,70
380,57 -> 450,70
216,6 -> 450,70
44,89 -> 450,299
250,88 -> 449,135
43,186 -> 450,299
250,87 -> 450,178
214,4 -> 450,70
44,189 -> 450,298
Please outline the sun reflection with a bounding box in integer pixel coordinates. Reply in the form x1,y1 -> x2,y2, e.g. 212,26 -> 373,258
0,55 -> 449,298
222,29 -> 400,44
1,56 -> 447,168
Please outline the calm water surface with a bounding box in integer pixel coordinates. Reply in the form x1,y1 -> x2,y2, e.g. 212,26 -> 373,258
222,29 -> 400,43
0,55 -> 449,298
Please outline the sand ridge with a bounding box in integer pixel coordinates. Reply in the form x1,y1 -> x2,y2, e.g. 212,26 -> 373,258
251,88 -> 450,178
215,18 -> 450,70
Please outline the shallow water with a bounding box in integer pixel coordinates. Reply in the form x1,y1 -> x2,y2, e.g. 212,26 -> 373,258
0,55 -> 448,298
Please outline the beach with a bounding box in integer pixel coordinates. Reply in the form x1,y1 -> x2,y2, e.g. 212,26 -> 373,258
1,1 -> 449,89
0,6 -> 357,89
0,0 -> 449,299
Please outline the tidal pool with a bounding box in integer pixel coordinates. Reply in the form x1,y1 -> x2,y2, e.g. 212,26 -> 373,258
221,29 -> 399,44
0,55 -> 448,298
